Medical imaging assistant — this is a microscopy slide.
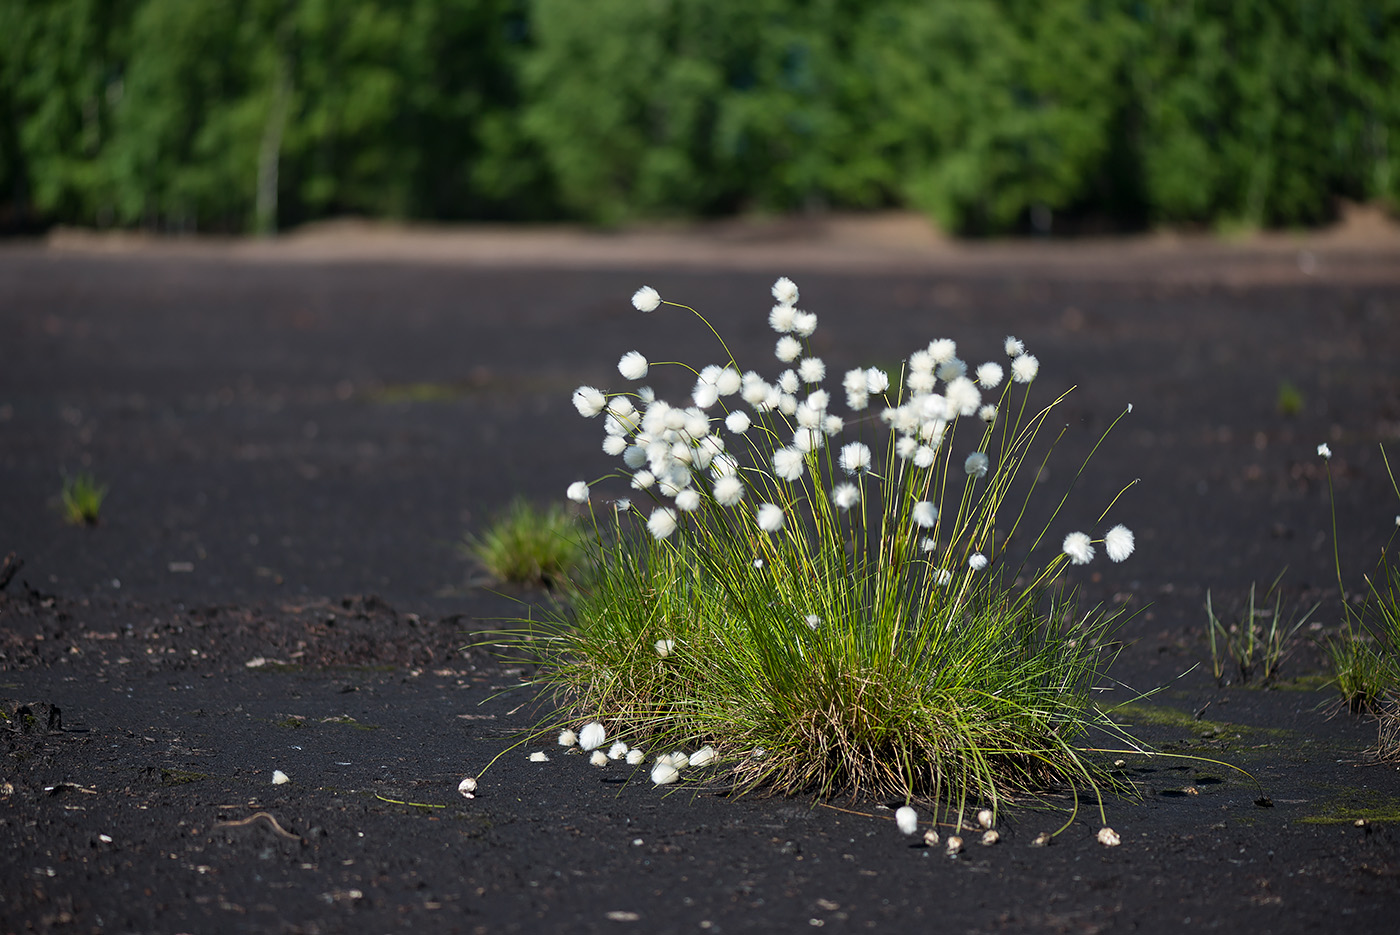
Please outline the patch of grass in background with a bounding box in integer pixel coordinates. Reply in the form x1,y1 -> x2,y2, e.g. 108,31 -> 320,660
464,498 -> 584,589
1205,572 -> 1318,686
59,471 -> 107,526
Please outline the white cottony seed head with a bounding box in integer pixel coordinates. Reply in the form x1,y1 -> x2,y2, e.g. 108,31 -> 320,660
1105,524 -> 1135,562
964,452 -> 989,478
776,336 -> 802,362
590,750 -> 609,767
769,304 -> 797,333
1012,354 -> 1040,383
1063,531 -> 1095,565
1317,443 -> 1332,459
566,481 -> 590,504
272,770 -> 290,785
572,386 -> 606,418
757,503 -> 784,533
713,475 -> 745,507
558,729 -> 578,747
579,721 -> 607,752
895,806 -> 919,836
912,501 -> 938,529
626,748 -> 645,765
654,639 -> 675,658
968,553 -> 988,571
458,777 -> 478,797
529,751 -> 549,762
831,483 -> 860,511
647,507 -> 678,539
651,761 -> 680,786
619,351 -> 649,380
632,286 -> 661,312
1004,336 -> 1024,358
976,361 -> 1004,388
689,746 -> 717,767
608,741 -> 629,760
1097,827 -> 1122,847
772,277 -> 799,306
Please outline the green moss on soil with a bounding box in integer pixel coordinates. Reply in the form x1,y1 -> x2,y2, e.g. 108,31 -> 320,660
160,769 -> 209,786
1299,785 -> 1400,825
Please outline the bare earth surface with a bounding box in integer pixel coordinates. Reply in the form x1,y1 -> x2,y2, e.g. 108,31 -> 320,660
4,216 -> 1400,933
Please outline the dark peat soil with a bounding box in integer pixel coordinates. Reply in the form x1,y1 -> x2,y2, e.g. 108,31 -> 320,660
3,242 -> 1400,934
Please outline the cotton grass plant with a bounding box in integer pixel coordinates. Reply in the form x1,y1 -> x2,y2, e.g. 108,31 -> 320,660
503,278 -> 1143,818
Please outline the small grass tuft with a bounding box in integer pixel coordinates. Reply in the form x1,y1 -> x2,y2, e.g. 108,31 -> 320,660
1318,444 -> 1400,757
1205,571 -> 1318,686
464,498 -> 584,588
59,471 -> 107,525
1275,380 -> 1304,417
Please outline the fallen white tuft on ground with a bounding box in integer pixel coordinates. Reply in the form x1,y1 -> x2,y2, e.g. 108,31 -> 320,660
528,751 -> 549,762
579,721 -> 607,751
458,777 -> 477,798
558,729 -> 578,748
688,746 -> 716,767
895,806 -> 919,836
271,770 -> 289,785
651,761 -> 680,785
590,750 -> 609,767
625,748 -> 645,765
608,741 -> 629,760
1097,827 -> 1121,847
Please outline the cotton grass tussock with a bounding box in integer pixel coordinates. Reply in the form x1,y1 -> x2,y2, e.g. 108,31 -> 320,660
495,277 -> 1145,824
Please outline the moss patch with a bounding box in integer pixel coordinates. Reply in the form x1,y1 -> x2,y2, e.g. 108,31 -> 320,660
1299,785 -> 1400,825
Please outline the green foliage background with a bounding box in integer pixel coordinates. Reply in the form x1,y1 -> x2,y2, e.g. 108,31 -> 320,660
2,0 -> 1396,234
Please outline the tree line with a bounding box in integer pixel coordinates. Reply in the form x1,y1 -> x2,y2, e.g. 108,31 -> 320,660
2,0 -> 1395,235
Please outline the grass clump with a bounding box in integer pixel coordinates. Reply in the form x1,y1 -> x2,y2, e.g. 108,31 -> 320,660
1318,445 -> 1400,759
464,498 -> 584,588
499,278 -> 1147,817
59,471 -> 107,525
1205,571 -> 1318,686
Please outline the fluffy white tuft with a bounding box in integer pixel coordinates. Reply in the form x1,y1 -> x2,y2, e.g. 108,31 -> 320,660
775,336 -> 803,362
912,501 -> 938,528
566,481 -> 590,503
773,447 -> 806,481
632,286 -> 661,312
799,357 -> 826,384
839,441 -> 873,474
579,721 -> 607,751
964,452 -> 989,478
968,553 -> 988,571
976,361 -> 1004,388
895,806 -> 919,836
647,507 -> 678,539
772,277 -> 799,306
713,475 -> 745,507
1062,531 -> 1094,565
572,385 -> 606,417
1012,353 -> 1040,383
757,503 -> 784,532
769,304 -> 797,333
1104,524 -> 1135,562
831,482 -> 861,510
619,351 -> 649,380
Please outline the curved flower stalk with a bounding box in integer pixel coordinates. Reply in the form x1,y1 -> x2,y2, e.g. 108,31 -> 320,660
520,278 -> 1142,817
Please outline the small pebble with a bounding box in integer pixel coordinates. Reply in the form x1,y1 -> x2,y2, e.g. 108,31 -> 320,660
457,777 -> 478,798
977,808 -> 994,829
945,835 -> 963,855
895,806 -> 919,836
271,770 -> 289,785
922,828 -> 940,847
1097,827 -> 1121,847
1030,832 -> 1052,847
980,830 -> 999,846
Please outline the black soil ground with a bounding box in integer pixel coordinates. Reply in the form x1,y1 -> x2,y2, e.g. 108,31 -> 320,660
4,230 -> 1400,933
